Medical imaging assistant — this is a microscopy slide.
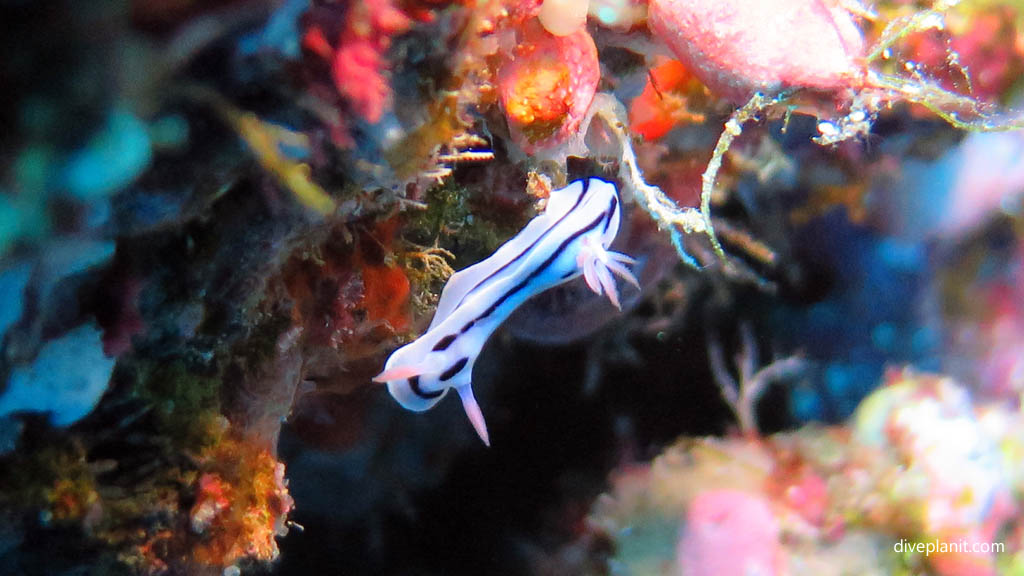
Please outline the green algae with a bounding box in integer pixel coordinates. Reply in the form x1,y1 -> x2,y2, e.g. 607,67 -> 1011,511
0,440 -> 96,519
233,306 -> 294,373
400,179 -> 529,318
133,361 -> 223,452
404,180 -> 526,268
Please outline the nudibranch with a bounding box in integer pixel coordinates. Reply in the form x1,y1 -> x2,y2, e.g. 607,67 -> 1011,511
373,178 -> 638,445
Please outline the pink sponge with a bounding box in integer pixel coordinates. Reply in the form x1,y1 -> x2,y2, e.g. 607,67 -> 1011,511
677,490 -> 785,576
648,0 -> 865,102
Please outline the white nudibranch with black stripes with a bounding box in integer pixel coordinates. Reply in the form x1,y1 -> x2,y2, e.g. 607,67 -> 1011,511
373,178 -> 638,445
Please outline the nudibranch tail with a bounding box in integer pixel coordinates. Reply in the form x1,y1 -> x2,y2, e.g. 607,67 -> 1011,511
456,385 -> 490,446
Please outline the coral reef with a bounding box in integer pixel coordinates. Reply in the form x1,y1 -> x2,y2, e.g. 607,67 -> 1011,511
1,0 -> 1023,574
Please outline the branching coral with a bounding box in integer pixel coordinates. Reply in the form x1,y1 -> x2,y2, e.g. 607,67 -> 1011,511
706,323 -> 807,436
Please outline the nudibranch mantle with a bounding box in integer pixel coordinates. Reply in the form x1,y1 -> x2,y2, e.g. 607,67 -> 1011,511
373,178 -> 638,445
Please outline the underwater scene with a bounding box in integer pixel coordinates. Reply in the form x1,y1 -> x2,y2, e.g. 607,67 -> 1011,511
5,0 -> 1024,574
